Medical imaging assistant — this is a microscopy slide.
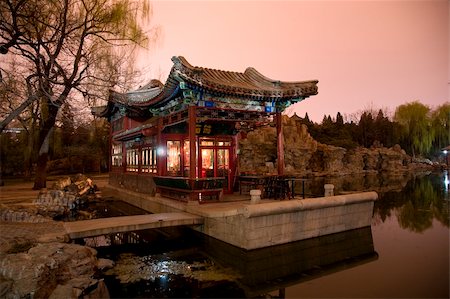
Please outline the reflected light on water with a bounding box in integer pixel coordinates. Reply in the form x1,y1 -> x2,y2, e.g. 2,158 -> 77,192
444,171 -> 449,194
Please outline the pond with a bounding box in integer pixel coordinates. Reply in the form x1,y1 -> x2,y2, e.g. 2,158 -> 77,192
81,171 -> 449,298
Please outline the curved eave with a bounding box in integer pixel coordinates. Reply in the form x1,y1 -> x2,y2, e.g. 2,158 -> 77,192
91,102 -> 118,119
172,56 -> 319,101
108,78 -> 180,109
183,76 -> 318,100
113,123 -> 156,141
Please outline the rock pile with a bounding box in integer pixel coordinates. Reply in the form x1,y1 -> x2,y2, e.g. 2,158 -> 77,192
0,175 -> 111,298
0,205 -> 50,223
34,174 -> 99,218
0,242 -> 113,298
239,115 -> 436,176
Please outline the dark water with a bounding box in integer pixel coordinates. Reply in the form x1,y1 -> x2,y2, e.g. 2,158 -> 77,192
82,171 -> 449,298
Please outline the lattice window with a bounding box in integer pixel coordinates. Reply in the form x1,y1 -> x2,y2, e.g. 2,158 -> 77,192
126,147 -> 139,172
111,143 -> 123,167
141,146 -> 157,173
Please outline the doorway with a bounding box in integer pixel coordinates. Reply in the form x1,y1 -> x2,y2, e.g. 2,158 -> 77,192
199,138 -> 233,193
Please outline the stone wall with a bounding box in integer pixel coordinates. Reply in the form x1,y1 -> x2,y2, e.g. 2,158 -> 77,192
109,172 -> 156,195
239,115 -> 420,176
196,192 -> 377,250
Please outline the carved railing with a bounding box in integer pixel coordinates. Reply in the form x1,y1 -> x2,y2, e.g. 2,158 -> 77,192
153,176 -> 225,203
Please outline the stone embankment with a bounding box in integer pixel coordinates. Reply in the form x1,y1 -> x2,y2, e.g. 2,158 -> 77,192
0,175 -> 113,299
239,115 -> 442,176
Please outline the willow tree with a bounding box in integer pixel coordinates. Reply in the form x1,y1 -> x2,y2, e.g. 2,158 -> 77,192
0,0 -> 153,189
431,102 -> 450,152
394,101 -> 434,157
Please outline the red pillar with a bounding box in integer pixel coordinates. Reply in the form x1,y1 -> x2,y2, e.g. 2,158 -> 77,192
156,117 -> 164,175
276,111 -> 284,175
188,106 -> 197,179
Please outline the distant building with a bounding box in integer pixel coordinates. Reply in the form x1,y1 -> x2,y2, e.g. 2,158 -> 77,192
93,56 -> 318,201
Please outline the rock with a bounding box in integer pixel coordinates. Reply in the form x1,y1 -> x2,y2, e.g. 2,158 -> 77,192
51,177 -> 71,190
97,258 -> 115,270
238,115 -> 416,176
0,204 -> 52,223
0,276 -> 16,299
0,242 -> 108,298
31,174 -> 99,219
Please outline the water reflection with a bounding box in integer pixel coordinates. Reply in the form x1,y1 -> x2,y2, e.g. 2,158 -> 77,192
444,171 -> 449,193
374,172 -> 449,232
99,227 -> 377,298
203,227 -> 377,297
302,171 -> 449,233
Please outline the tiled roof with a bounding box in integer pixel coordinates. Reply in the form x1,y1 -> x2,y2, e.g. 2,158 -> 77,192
94,56 -> 318,115
110,80 -> 164,105
172,56 -> 318,99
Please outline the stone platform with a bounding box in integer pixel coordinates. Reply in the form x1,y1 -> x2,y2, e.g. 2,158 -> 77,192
103,186 -> 378,250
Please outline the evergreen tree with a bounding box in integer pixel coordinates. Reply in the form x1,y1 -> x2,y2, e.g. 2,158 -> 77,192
336,112 -> 344,127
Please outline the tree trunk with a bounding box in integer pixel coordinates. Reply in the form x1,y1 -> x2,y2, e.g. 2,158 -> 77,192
33,127 -> 53,189
23,131 -> 33,180
33,100 -> 59,190
33,152 -> 48,189
23,123 -> 36,180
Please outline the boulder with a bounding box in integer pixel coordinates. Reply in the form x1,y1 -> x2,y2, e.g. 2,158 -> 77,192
0,242 -> 112,298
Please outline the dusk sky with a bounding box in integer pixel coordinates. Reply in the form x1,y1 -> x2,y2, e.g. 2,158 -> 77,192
138,0 -> 449,122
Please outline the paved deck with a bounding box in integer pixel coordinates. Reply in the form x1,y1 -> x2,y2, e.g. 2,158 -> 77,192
63,213 -> 204,239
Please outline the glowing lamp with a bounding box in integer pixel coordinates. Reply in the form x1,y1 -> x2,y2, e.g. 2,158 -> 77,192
156,147 -> 165,156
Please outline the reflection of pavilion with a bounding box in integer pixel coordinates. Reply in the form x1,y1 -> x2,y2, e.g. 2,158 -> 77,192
93,56 -> 318,201
202,227 -> 378,297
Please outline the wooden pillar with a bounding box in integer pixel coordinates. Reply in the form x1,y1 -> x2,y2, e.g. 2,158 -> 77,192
276,111 -> 284,175
156,117 -> 164,175
188,105 -> 197,179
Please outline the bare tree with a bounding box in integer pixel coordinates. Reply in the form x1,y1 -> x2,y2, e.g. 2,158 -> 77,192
0,0 -> 155,188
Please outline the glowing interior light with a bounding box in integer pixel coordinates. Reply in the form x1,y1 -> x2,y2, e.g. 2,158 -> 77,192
157,147 -> 165,156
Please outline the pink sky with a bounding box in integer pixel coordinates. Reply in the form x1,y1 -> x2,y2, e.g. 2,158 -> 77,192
138,0 -> 449,122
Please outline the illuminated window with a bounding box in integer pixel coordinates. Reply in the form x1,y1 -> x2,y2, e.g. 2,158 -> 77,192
166,140 -> 181,176
142,146 -> 157,173
111,143 -> 123,167
217,141 -> 231,146
184,141 -> 190,176
125,142 -> 139,172
200,139 -> 214,146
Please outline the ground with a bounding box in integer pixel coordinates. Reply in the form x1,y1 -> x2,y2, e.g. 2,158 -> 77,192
0,173 -> 109,254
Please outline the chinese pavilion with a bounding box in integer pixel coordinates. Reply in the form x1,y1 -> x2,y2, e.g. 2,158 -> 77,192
93,56 -> 318,202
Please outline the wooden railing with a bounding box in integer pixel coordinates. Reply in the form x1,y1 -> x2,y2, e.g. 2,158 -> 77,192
153,176 -> 225,203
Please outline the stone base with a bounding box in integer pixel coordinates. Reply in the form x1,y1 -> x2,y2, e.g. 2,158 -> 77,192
105,185 -> 377,250
197,192 -> 377,249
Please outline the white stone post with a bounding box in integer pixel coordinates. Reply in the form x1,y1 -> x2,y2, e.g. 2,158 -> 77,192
250,189 -> 262,204
324,184 -> 334,197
